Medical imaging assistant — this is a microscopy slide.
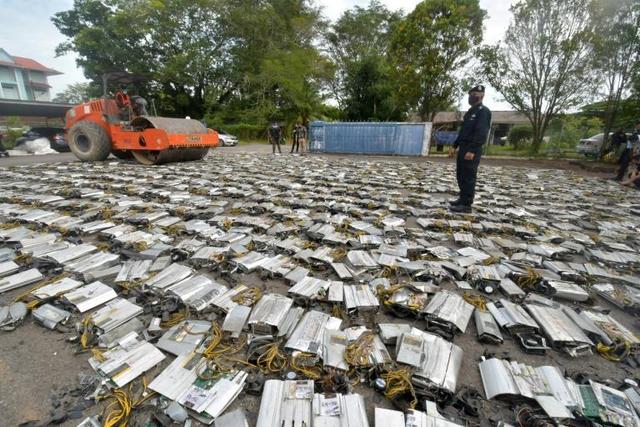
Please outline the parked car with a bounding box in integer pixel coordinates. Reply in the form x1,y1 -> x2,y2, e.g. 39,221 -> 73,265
576,132 -> 631,157
576,133 -> 605,157
214,129 -> 239,146
15,127 -> 69,152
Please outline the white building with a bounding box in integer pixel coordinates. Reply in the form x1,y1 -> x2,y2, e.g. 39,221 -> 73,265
0,48 -> 62,102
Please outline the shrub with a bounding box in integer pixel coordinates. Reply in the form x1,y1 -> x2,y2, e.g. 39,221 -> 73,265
507,125 -> 533,149
1,117 -> 24,149
3,129 -> 22,149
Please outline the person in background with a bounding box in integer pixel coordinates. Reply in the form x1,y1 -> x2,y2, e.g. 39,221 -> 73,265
130,95 -> 148,117
448,84 -> 492,213
268,122 -> 282,155
611,128 -> 627,153
0,131 -> 9,157
614,121 -> 640,181
620,154 -> 640,189
298,123 -> 307,155
291,124 -> 300,154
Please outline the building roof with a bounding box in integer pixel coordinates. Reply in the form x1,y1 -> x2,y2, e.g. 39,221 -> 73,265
0,51 -> 62,76
0,98 -> 73,118
433,110 -> 529,125
12,56 -> 62,75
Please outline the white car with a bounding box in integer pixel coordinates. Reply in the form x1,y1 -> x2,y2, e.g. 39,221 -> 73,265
215,129 -> 238,146
575,132 -> 631,157
576,133 -> 606,156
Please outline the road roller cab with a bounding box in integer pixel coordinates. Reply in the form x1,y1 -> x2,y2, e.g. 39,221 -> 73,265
64,92 -> 219,165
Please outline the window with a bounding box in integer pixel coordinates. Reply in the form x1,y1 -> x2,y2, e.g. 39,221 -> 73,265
33,89 -> 49,101
1,82 -> 19,99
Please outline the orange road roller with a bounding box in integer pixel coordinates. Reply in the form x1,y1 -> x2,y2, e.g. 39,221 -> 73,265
64,92 -> 218,165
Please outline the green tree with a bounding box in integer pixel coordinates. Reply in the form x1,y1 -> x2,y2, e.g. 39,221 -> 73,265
220,0 -> 331,127
478,0 -> 595,153
254,47 -> 332,125
341,57 -> 402,121
326,1 -> 404,120
590,0 -> 640,157
581,97 -> 640,131
52,82 -> 98,104
52,0 -> 151,88
548,115 -> 603,147
138,0 -> 237,117
388,0 -> 486,121
53,0 -> 236,118
52,0 -> 328,124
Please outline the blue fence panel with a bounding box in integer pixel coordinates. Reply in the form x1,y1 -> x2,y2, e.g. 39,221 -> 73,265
309,121 -> 429,156
394,124 -> 427,155
434,131 -> 458,146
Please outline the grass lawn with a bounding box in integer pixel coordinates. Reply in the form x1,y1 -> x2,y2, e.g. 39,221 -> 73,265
483,144 -> 583,159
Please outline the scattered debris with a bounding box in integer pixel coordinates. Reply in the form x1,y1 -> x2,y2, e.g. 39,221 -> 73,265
1,154 -> 639,425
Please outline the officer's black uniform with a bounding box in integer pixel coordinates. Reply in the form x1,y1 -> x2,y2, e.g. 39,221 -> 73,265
269,124 -> 282,154
291,125 -> 300,153
453,87 -> 492,207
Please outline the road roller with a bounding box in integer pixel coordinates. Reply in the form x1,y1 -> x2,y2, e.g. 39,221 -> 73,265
64,92 -> 218,165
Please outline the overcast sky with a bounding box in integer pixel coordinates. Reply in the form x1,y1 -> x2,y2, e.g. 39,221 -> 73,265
0,0 -> 514,110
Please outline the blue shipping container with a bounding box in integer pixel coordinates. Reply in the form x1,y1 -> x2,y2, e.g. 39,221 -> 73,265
309,121 -> 432,156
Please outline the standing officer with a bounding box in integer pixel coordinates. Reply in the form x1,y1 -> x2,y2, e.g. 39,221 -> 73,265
291,124 -> 300,154
448,85 -> 492,213
269,122 -> 282,155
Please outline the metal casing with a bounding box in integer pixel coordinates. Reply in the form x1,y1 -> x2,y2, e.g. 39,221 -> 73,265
257,380 -> 314,427
247,293 -> 294,335
421,290 -> 474,333
396,329 -> 463,394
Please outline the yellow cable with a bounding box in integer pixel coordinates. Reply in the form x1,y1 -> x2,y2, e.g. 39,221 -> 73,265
101,207 -> 113,220
0,221 -> 21,230
596,339 -> 631,362
515,267 -> 540,289
256,341 -> 289,374
102,377 -> 155,427
344,332 -> 376,367
13,273 -> 68,303
463,292 -> 487,312
330,248 -> 347,261
381,266 -> 398,278
132,241 -> 149,252
302,241 -> 317,249
159,306 -> 190,329
231,287 -> 262,306
80,316 -> 94,349
202,322 -> 224,359
91,348 -> 106,363
291,352 -> 322,380
331,303 -> 346,320
483,256 -> 498,265
382,368 -> 418,409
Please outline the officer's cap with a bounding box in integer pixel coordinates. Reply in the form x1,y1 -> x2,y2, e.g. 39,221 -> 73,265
468,85 -> 485,94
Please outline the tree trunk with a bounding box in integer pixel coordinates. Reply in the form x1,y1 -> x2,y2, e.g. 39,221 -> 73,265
531,120 -> 544,154
599,94 -> 616,160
